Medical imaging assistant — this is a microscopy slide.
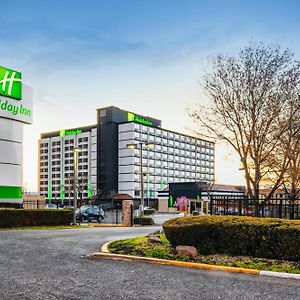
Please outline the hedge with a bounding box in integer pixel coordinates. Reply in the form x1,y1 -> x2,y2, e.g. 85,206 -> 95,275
163,216 -> 300,261
133,216 -> 154,225
0,209 -> 73,228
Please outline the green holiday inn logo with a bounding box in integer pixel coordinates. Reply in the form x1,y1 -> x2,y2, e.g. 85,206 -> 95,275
127,112 -> 153,126
0,66 -> 22,100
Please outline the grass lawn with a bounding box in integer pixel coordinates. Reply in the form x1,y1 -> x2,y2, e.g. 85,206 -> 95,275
108,234 -> 300,274
0,225 -> 83,230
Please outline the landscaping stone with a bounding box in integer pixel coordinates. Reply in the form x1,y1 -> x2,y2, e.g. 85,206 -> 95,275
148,236 -> 162,243
176,245 -> 198,258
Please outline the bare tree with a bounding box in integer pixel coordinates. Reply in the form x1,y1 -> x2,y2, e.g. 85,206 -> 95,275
190,42 -> 300,201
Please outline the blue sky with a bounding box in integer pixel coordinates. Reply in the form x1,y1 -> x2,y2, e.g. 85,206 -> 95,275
1,0 -> 299,191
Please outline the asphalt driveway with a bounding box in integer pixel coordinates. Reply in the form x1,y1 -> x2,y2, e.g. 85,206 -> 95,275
0,227 -> 299,300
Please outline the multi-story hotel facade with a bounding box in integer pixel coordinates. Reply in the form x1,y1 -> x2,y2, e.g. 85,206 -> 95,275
38,106 -> 215,202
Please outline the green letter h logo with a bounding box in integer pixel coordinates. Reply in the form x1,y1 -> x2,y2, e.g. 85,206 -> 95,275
0,66 -> 22,100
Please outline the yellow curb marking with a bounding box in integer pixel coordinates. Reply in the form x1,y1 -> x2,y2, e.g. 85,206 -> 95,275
88,252 -> 260,275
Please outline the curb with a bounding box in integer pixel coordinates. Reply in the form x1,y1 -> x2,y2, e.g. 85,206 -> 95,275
88,224 -> 124,228
93,241 -> 300,280
259,270 -> 300,280
88,251 -> 259,275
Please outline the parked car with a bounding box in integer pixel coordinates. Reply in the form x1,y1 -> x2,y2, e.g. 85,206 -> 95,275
76,206 -> 105,223
45,203 -> 58,209
63,205 -> 74,209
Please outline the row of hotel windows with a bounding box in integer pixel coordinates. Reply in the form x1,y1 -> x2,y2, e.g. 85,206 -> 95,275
127,124 -> 214,147
40,158 -> 89,167
128,132 -> 214,150
40,150 -> 90,160
132,176 -> 213,189
125,154 -> 213,165
122,146 -> 214,158
124,158 -> 214,169
40,137 -> 90,147
132,170 -> 213,181
40,173 -> 77,179
40,191 -> 89,197
119,136 -> 214,154
41,178 -> 89,185
40,166 -> 89,173
41,145 -> 89,154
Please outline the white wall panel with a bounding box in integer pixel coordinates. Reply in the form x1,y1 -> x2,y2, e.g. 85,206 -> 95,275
118,165 -> 134,174
0,118 -> 23,142
0,163 -> 22,186
118,182 -> 134,191
0,141 -> 22,165
118,123 -> 135,133
119,157 -> 134,166
119,131 -> 135,140
91,152 -> 97,160
118,173 -> 134,182
118,149 -> 133,157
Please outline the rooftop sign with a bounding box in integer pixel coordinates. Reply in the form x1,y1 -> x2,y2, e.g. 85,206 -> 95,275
127,112 -> 153,126
60,129 -> 82,137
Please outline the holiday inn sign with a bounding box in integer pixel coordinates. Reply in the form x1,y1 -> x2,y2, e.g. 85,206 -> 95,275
0,65 -> 32,124
0,66 -> 22,100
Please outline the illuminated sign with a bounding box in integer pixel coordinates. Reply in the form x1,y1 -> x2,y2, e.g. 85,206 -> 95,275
0,66 -> 22,100
60,129 -> 82,137
0,86 -> 33,124
127,112 -> 153,126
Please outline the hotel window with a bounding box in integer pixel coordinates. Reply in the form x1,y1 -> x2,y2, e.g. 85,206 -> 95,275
149,159 -> 155,166
155,129 -> 161,136
149,135 -> 155,142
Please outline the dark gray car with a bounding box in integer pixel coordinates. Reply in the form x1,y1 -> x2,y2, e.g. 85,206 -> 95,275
76,206 -> 105,223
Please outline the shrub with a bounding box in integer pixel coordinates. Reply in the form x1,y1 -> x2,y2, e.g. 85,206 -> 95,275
0,209 -> 73,228
134,216 -> 154,225
163,215 -> 300,261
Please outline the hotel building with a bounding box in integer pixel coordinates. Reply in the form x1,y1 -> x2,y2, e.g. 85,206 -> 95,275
38,106 -> 215,202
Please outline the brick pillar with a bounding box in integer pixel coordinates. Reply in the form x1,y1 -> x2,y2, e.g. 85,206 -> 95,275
122,200 -> 134,227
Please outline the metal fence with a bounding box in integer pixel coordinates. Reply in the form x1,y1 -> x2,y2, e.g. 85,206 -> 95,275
209,194 -> 300,220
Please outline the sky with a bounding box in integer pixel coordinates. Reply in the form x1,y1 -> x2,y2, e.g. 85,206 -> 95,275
0,0 -> 299,192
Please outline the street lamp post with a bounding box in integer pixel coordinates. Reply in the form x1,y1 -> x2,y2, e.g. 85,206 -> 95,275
126,142 -> 154,216
73,147 -> 79,225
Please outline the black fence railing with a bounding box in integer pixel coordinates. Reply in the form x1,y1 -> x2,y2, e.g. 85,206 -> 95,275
209,194 -> 300,220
